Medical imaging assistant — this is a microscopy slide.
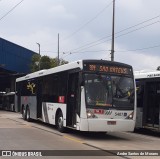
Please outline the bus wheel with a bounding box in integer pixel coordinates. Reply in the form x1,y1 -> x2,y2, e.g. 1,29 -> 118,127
56,112 -> 65,133
22,107 -> 26,120
26,107 -> 31,122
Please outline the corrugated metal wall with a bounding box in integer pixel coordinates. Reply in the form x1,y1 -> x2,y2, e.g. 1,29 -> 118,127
0,38 -> 36,73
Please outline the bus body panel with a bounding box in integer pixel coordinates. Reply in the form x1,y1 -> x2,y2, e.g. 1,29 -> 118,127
87,119 -> 135,132
79,118 -> 89,131
80,86 -> 87,119
76,114 -> 81,130
21,96 -> 37,119
136,107 -> 143,128
79,109 -> 135,132
86,109 -> 134,119
42,102 -> 66,126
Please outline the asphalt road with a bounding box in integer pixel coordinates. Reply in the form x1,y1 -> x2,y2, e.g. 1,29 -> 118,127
0,111 -> 159,159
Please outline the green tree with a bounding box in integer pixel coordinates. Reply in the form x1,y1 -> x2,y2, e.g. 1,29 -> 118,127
40,55 -> 52,70
50,58 -> 57,68
50,57 -> 68,67
30,54 -> 68,72
60,58 -> 68,65
30,54 -> 41,72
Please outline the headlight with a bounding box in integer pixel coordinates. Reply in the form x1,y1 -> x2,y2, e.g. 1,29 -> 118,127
87,112 -> 92,118
86,110 -> 97,118
125,112 -> 134,119
129,114 -> 133,119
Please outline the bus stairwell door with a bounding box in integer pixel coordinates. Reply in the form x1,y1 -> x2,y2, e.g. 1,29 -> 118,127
146,82 -> 160,128
67,72 -> 79,127
37,79 -> 42,119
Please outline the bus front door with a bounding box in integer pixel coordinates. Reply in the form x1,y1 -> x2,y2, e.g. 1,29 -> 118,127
146,82 -> 160,129
155,83 -> 160,129
67,72 -> 79,128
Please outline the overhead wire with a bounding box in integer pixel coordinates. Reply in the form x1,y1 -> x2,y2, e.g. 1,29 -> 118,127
63,0 -> 113,41
116,44 -> 160,53
63,43 -> 160,59
65,14 -> 160,54
64,19 -> 160,55
62,49 -> 110,58
103,43 -> 160,60
0,0 -> 25,22
62,19 -> 160,59
115,21 -> 160,39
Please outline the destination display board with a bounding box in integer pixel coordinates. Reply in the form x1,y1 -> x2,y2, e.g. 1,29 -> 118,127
83,62 -> 133,75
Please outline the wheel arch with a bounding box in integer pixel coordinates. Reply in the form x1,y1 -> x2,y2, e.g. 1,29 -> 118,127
26,104 -> 31,122
21,104 -> 25,114
55,108 -> 63,124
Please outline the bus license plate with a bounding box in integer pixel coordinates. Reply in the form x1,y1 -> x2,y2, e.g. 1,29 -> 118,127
107,121 -> 116,125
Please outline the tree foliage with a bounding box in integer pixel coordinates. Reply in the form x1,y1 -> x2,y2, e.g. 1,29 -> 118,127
30,54 -> 41,72
30,54 -> 68,73
40,55 -> 52,70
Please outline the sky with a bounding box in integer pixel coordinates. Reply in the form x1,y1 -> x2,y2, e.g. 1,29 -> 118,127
0,0 -> 160,71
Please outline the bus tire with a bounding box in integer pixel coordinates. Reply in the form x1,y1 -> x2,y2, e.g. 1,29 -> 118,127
26,106 -> 31,122
22,107 -> 26,120
56,112 -> 65,133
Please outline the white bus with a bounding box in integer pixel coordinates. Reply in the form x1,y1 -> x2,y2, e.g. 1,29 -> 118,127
135,70 -> 160,131
16,60 -> 136,133
0,92 -> 5,109
2,92 -> 16,111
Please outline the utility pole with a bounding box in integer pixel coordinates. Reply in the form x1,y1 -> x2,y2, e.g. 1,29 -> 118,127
111,0 -> 115,61
36,42 -> 41,70
57,33 -> 60,66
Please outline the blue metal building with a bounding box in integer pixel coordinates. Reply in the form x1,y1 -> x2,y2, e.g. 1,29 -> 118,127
0,38 -> 36,92
0,37 -> 36,73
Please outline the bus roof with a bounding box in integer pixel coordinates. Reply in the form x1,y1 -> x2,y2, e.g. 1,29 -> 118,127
134,70 -> 160,79
16,60 -> 83,82
4,92 -> 16,96
16,59 -> 132,82
0,92 -> 6,95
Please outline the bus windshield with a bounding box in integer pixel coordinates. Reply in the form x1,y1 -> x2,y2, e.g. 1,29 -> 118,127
84,73 -> 134,109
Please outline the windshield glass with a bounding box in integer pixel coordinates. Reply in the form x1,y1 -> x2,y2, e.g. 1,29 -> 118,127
84,74 -> 134,108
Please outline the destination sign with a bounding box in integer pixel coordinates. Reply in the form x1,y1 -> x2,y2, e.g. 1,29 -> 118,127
83,63 -> 132,75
